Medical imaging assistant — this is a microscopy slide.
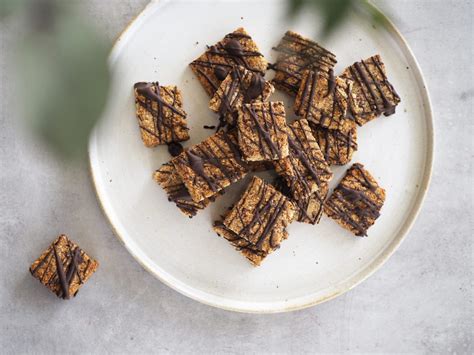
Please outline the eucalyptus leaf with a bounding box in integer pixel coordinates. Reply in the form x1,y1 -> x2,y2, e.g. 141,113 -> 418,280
16,6 -> 110,158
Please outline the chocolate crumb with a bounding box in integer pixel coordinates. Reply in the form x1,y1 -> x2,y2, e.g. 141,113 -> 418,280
167,142 -> 184,157
203,125 -> 216,129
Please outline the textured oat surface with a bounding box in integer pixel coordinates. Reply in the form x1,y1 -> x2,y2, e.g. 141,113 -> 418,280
30,235 -> 99,299
190,27 -> 268,97
310,122 -> 358,166
172,130 -> 249,202
271,30 -> 337,96
209,65 -> 274,125
324,163 -> 386,236
134,82 -> 190,146
294,70 -> 355,133
222,176 -> 295,254
153,162 -> 211,217
237,101 -> 289,161
0,1 -> 471,353
340,54 -> 401,126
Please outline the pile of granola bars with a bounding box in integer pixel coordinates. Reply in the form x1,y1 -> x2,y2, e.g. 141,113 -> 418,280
134,28 -> 400,266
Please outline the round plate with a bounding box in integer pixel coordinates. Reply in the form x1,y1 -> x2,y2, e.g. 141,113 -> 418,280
89,0 -> 433,313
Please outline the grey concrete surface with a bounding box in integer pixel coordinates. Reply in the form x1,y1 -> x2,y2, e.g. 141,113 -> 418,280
0,0 -> 472,353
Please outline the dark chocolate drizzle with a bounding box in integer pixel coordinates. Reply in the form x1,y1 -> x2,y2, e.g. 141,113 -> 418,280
134,82 -> 188,144
346,55 -> 400,124
226,179 -> 291,250
174,131 -> 248,200
190,31 -> 265,96
240,103 -> 284,159
294,70 -> 351,131
325,164 -> 384,236
271,31 -> 337,95
30,236 -> 87,299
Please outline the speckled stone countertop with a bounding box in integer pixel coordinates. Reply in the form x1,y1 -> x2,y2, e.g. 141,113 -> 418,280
0,0 -> 472,353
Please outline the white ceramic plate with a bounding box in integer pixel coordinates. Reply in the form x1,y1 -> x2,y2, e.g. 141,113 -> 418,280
89,0 -> 433,313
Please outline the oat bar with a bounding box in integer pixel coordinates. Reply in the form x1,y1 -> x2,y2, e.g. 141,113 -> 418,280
309,122 -> 358,166
172,130 -> 249,202
29,235 -> 99,299
294,69 -> 354,133
190,28 -> 268,97
221,176 -> 296,254
237,101 -> 289,161
153,162 -> 211,217
340,55 -> 400,126
134,82 -> 190,147
209,65 -> 274,126
324,163 -> 386,236
271,30 -> 337,96
274,119 -> 333,199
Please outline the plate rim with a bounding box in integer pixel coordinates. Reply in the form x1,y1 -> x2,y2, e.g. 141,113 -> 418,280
88,0 -> 435,313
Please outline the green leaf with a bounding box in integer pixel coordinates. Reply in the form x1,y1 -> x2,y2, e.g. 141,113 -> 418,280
0,0 -> 27,19
318,0 -> 353,38
16,6 -> 110,158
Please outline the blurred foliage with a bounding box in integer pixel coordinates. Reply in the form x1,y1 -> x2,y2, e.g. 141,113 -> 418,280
288,0 -> 387,37
1,0 -> 110,158
0,0 -> 386,159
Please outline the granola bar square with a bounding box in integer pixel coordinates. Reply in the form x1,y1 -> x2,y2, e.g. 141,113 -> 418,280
153,162 -> 211,218
190,28 -> 268,97
274,119 -> 333,198
324,163 -> 386,236
172,130 -> 249,202
222,176 -> 296,254
271,30 -> 337,96
29,235 -> 99,299
134,82 -> 190,147
309,122 -> 358,166
340,55 -> 401,126
237,101 -> 289,161
209,65 -> 274,126
294,69 -> 355,133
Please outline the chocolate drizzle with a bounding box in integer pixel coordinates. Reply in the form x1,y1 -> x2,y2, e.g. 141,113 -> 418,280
212,66 -> 270,129
30,235 -> 89,299
271,31 -> 337,96
295,70 -> 351,131
173,131 -> 248,201
134,82 -> 188,144
225,178 -> 293,250
240,102 -> 285,160
310,122 -> 358,165
325,163 -> 384,236
345,55 -> 400,124
190,29 -> 265,96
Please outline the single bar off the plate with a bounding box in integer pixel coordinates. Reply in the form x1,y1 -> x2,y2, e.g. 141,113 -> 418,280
134,82 -> 190,147
29,235 -> 99,299
274,119 -> 333,198
294,69 -> 355,133
309,122 -> 358,166
153,162 -> 212,217
237,101 -> 289,162
340,55 -> 401,126
324,163 -> 386,236
271,30 -> 337,96
190,28 -> 268,97
209,65 -> 274,126
172,130 -> 249,203
221,176 -> 296,254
